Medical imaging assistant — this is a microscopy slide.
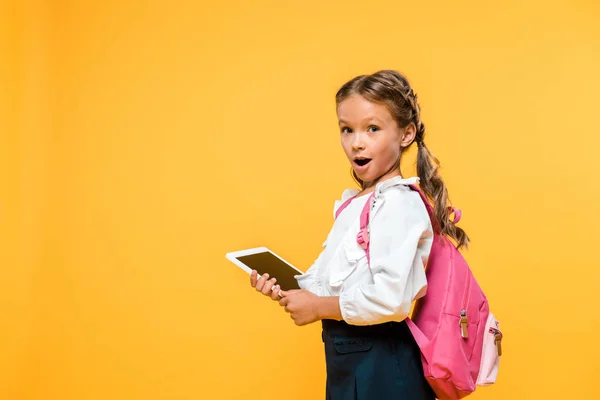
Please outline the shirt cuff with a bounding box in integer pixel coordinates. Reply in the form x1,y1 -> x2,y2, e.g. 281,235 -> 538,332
339,289 -> 362,325
295,274 -> 323,295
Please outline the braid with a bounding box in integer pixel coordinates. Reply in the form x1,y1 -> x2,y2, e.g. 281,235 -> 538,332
392,84 -> 426,143
405,89 -> 426,143
410,90 -> 470,249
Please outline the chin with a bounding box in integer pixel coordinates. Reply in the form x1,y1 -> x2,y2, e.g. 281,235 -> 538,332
353,171 -> 374,183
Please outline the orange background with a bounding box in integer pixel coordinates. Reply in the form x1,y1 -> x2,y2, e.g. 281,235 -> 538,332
2,0 -> 600,399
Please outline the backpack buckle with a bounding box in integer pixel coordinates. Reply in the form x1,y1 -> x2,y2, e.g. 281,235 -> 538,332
356,228 -> 369,250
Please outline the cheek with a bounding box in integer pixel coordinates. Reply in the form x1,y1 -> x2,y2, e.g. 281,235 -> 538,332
340,137 -> 353,156
376,141 -> 400,162
377,148 -> 401,169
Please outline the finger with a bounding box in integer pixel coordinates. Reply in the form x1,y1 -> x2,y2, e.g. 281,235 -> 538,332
270,285 -> 281,300
255,273 -> 269,291
279,289 -> 296,298
250,270 -> 258,287
279,296 -> 289,307
261,278 -> 277,295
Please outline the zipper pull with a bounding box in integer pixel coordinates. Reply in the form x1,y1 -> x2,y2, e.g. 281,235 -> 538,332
493,329 -> 503,356
459,310 -> 469,338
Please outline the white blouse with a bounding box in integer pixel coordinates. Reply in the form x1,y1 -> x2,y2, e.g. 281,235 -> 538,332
295,176 -> 433,326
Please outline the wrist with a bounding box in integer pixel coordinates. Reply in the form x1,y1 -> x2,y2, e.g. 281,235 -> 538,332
316,296 -> 342,321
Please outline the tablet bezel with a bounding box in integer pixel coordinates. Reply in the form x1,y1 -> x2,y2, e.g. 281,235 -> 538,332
225,246 -> 304,278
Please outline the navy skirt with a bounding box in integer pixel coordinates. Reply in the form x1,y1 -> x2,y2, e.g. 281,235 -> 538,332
322,319 -> 435,400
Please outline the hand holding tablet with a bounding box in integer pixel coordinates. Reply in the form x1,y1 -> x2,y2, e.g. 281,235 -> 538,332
226,247 -> 304,296
250,269 -> 285,299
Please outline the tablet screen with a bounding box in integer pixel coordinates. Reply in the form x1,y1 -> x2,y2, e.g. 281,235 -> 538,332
236,251 -> 301,291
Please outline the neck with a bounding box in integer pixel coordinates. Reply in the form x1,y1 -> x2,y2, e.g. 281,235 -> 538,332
361,160 -> 402,192
359,170 -> 401,196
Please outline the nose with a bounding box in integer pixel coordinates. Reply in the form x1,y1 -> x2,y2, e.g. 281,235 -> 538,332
351,132 -> 366,151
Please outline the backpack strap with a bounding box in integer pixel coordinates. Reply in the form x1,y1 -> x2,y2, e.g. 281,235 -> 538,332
408,184 -> 434,216
405,318 -> 431,362
407,184 -> 465,234
355,184 -> 458,265
408,184 -> 440,233
334,192 -> 376,265
342,184 -> 462,265
409,185 -> 462,224
356,192 -> 376,265
350,183 -> 463,361
334,197 -> 355,219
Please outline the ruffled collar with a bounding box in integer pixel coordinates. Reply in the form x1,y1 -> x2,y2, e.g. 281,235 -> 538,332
340,175 -> 420,201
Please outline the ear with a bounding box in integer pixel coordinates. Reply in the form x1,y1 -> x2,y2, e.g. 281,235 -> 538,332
399,122 -> 417,149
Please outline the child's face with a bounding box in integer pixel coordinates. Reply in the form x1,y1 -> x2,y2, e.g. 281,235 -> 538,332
337,95 -> 414,187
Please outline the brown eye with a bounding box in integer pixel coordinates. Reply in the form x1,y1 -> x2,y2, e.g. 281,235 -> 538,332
341,127 -> 352,134
367,125 -> 380,133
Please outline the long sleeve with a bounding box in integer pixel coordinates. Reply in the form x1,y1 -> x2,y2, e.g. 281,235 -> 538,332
339,187 -> 432,325
295,239 -> 328,295
295,263 -> 323,294
296,188 -> 360,296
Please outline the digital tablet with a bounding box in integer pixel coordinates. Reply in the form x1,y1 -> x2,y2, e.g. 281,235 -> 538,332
226,247 -> 304,291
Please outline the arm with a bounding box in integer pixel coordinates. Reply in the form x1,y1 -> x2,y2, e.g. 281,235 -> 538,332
339,189 -> 432,325
317,296 -> 343,321
296,231 -> 334,295
279,189 -> 431,326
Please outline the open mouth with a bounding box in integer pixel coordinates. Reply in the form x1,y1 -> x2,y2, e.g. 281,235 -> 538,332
354,158 -> 372,167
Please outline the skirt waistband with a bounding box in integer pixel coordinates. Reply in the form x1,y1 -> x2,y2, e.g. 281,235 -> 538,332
321,319 -> 414,342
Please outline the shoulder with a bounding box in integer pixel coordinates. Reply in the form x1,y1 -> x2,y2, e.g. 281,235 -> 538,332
332,188 -> 359,218
373,176 -> 431,227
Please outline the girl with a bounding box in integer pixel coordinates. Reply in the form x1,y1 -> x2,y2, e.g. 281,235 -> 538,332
250,70 -> 469,400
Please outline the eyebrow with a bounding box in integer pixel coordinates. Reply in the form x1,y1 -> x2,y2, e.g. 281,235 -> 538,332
338,117 -> 384,125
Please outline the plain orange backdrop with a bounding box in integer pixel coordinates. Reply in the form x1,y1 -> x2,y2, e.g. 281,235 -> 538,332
2,0 -> 600,399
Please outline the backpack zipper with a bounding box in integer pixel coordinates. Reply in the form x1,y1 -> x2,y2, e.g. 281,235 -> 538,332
459,269 -> 472,339
459,310 -> 469,339
490,327 -> 503,356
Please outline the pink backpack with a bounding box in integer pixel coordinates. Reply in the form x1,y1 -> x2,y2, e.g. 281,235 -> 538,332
335,184 -> 503,400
